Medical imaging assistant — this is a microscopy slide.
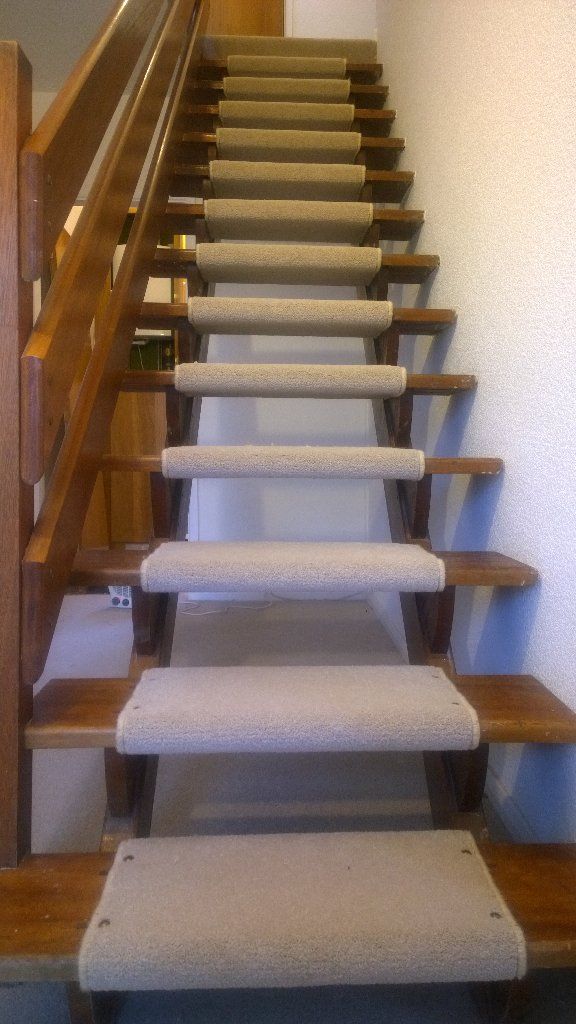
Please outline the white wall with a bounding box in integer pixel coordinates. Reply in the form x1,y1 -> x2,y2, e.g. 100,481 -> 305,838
286,0 -> 376,40
376,0 -> 576,840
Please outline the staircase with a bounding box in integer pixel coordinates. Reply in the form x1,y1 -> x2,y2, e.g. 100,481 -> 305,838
1,7 -> 576,1022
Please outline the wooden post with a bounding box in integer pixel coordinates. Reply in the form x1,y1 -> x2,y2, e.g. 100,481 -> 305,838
0,42 -> 34,866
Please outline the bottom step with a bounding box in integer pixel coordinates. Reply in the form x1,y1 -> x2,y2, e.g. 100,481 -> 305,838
79,831 -> 525,990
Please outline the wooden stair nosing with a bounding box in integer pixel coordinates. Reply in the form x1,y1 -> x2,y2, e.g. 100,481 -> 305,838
68,547 -> 538,590
170,165 -> 415,202
99,454 -> 502,476
195,59 -> 385,85
0,842 -> 575,981
26,673 -> 576,750
137,301 -> 455,334
120,370 -> 477,396
151,248 -> 438,284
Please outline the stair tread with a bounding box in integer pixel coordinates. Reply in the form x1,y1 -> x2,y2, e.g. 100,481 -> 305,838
1,840 -> 575,982
180,131 -> 404,168
189,102 -> 396,135
27,671 -> 576,750
120,369 -> 477,396
69,545 -> 537,589
170,164 -> 414,201
198,59 -> 385,84
138,300 -> 454,335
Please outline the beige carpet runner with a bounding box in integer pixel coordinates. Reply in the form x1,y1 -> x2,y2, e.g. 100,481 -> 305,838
79,831 -> 526,990
219,99 -> 355,131
202,34 -> 378,61
188,296 -> 392,337
225,54 -> 348,79
196,242 -> 381,285
174,362 -> 408,398
204,197 -> 372,242
162,445 -> 425,480
209,160 -> 366,200
222,76 -> 351,102
216,127 -> 361,163
140,542 -> 445,594
115,665 -> 480,755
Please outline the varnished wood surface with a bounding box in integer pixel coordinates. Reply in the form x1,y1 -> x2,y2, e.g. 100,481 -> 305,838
19,0 -> 166,280
0,43 -> 34,866
171,164 -> 414,202
120,370 -> 478,396
197,59 -> 384,85
1,844 -> 576,980
26,674 -> 576,750
69,546 -> 537,590
205,0 -> 284,36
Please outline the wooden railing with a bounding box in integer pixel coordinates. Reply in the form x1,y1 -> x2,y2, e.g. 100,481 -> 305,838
0,0 -> 207,866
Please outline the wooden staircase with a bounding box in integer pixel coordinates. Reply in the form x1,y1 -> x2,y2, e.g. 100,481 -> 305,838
1,5 -> 576,1021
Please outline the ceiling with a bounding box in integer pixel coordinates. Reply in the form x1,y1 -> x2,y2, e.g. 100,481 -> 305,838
0,0 -> 115,90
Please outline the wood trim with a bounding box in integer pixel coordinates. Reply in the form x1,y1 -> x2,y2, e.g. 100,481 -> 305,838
19,0 -> 166,280
0,43 -> 34,868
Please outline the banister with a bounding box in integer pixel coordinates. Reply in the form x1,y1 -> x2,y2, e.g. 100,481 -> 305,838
19,0 -> 167,282
20,0 -> 199,484
22,0 -> 208,688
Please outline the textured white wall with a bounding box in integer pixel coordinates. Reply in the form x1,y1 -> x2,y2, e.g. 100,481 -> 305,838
377,0 -> 576,839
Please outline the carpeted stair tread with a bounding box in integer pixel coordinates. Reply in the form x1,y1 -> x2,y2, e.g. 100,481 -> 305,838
218,99 -> 355,131
188,296 -> 392,337
209,160 -> 366,200
202,35 -> 378,62
78,830 -> 526,990
204,197 -> 373,242
174,362 -> 407,397
215,126 -> 361,163
140,541 -> 445,594
224,54 -> 348,79
222,76 -> 351,103
115,665 -> 480,755
195,242 -> 381,285
161,444 -> 425,480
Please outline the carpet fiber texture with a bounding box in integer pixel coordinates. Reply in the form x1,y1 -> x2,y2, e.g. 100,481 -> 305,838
161,444 -> 425,480
219,100 -> 355,131
216,127 -> 361,163
115,665 -> 481,755
222,76 -> 351,103
174,362 -> 407,398
188,296 -> 393,337
202,35 -> 378,61
226,54 -> 348,79
196,242 -> 381,285
140,541 -> 445,595
79,831 -> 526,990
204,198 -> 372,242
209,159 -> 365,200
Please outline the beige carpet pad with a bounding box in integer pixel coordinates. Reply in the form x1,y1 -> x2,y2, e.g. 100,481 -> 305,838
196,242 -> 381,285
161,444 -> 425,480
219,100 -> 354,131
203,34 -> 378,61
226,54 -> 348,79
116,665 -> 480,755
204,197 -> 372,242
174,362 -> 407,398
79,831 -> 526,990
216,126 -> 361,163
188,296 -> 392,337
140,541 -> 445,594
209,159 -> 365,200
222,76 -> 351,102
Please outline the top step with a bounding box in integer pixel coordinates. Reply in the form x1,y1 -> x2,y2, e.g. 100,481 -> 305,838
201,35 -> 378,64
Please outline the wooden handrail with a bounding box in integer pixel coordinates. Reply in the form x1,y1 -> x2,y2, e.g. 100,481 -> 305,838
19,0 -> 167,281
22,0 -> 208,688
20,0 -> 199,484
